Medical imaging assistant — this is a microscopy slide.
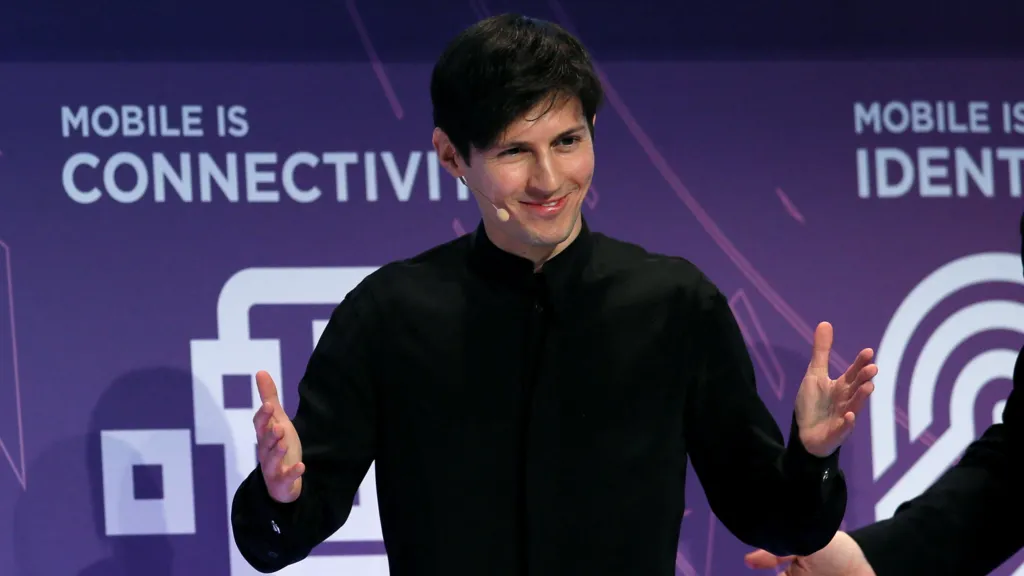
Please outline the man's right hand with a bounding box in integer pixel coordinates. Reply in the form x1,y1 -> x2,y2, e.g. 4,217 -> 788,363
744,531 -> 877,576
253,370 -> 306,504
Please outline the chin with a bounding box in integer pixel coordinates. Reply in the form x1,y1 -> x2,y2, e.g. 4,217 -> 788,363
521,217 -> 577,247
523,233 -> 570,248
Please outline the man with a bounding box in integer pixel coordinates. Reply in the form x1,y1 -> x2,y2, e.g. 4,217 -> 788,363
744,214 -> 1024,576
230,14 -> 878,575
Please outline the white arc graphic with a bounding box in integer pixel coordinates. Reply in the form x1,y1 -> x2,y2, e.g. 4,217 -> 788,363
871,252 -> 1023,525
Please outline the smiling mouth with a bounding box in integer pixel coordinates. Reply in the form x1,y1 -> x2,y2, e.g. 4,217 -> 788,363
520,191 -> 572,207
517,193 -> 571,217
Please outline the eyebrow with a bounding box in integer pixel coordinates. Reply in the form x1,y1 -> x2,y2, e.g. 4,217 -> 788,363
497,124 -> 587,150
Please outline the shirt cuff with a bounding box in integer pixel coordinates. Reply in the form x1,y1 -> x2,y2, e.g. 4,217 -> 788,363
242,464 -> 305,534
782,412 -> 841,489
848,520 -> 903,576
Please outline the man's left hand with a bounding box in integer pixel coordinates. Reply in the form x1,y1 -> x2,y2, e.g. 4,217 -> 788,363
795,322 -> 877,457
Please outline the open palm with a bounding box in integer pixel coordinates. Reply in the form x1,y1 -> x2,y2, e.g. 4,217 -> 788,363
253,370 -> 305,503
795,322 -> 877,457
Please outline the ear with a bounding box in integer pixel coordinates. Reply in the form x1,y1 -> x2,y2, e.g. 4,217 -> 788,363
592,114 -> 597,126
432,127 -> 465,179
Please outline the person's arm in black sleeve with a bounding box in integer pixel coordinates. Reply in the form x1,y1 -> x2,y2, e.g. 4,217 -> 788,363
684,274 -> 846,558
229,281 -> 381,572
849,354 -> 1023,576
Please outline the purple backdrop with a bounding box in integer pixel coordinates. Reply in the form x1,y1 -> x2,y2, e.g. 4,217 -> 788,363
1,59 -> 1023,575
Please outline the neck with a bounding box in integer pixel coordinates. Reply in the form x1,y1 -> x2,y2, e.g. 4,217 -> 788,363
483,216 -> 583,271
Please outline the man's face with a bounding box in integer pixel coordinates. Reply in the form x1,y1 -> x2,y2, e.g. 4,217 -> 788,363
435,96 -> 595,261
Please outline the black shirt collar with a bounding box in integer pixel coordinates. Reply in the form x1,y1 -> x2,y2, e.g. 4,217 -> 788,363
468,217 -> 594,309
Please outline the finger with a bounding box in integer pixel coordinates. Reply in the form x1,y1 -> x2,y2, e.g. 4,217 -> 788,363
280,461 -> 306,484
258,423 -> 284,462
840,364 -> 876,406
842,349 -> 875,384
807,322 -> 833,373
256,371 -> 281,407
262,435 -> 289,472
260,420 -> 288,459
854,363 -> 878,386
257,430 -> 277,465
252,401 -> 274,431
832,411 -> 857,442
744,550 -> 793,569
256,416 -> 284,457
846,380 -> 875,415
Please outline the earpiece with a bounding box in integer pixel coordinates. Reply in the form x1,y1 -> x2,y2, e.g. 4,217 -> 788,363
460,176 -> 509,222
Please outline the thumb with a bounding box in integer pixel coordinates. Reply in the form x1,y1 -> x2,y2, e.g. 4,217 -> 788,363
808,321 -> 833,372
744,549 -> 793,569
255,371 -> 281,407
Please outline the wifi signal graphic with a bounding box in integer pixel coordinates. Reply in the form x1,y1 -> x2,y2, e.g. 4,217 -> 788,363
870,252 -> 1023,521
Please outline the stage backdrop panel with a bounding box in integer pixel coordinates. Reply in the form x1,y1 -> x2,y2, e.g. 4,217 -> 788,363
0,60 -> 1022,575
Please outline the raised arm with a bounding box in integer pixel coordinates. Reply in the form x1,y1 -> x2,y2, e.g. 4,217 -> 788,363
230,283 -> 381,572
684,276 -> 856,557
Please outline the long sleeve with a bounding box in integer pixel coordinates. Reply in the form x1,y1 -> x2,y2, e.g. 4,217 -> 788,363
849,348 -> 1023,576
684,276 -> 846,557
230,281 -> 381,573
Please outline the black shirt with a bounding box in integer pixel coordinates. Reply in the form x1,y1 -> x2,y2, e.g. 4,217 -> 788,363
231,219 -> 846,575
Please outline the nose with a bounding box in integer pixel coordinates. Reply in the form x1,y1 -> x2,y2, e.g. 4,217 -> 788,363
528,152 -> 561,196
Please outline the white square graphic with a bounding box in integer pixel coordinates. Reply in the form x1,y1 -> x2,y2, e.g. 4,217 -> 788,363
100,428 -> 196,535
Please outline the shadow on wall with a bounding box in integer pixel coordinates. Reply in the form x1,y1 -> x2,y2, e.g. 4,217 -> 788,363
12,366 -> 229,576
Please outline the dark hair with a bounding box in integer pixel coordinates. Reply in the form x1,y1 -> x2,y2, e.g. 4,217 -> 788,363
430,14 -> 604,164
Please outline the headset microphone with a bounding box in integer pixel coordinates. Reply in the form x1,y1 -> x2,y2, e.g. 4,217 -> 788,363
461,177 -> 510,222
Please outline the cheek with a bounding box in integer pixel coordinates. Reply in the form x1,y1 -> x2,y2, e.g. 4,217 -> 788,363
484,166 -> 530,202
560,145 -> 594,176
566,155 -> 595,187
